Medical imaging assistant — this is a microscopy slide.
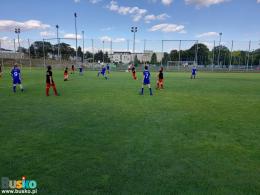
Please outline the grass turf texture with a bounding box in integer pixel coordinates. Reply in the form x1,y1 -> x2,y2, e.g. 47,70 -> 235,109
0,68 -> 260,194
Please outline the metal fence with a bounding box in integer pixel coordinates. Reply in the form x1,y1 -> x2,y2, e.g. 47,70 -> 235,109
0,37 -> 259,71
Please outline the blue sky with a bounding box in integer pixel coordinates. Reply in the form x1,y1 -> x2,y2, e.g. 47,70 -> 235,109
0,0 -> 260,51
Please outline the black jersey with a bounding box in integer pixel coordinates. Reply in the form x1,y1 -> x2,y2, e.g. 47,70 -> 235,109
46,70 -> 54,83
159,71 -> 163,79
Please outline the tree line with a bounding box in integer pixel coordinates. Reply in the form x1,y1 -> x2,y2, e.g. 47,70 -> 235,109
17,41 -> 260,66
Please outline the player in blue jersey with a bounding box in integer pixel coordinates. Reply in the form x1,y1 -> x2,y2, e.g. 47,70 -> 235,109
11,64 -> 24,93
140,65 -> 153,96
191,66 -> 197,79
97,65 -> 108,80
79,65 -> 83,76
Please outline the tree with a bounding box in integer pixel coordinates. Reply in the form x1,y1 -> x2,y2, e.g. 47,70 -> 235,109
162,52 -> 170,65
212,45 -> 230,67
134,55 -> 140,66
84,51 -> 93,62
59,43 -> 75,60
30,41 -> 52,58
150,53 -> 157,64
94,50 -> 104,62
189,43 -> 210,66
77,46 -> 83,62
170,50 -> 178,61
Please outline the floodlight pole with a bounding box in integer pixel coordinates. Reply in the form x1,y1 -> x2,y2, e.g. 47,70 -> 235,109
161,40 -> 164,67
212,40 -> 215,71
131,27 -> 138,63
217,32 -> 222,67
28,39 -> 32,71
92,39 -> 94,63
246,40 -> 251,71
13,39 -> 16,62
178,40 -> 182,71
15,28 -> 21,65
43,40 -> 45,67
102,40 -> 105,63
74,12 -> 78,64
82,30 -> 85,63
195,41 -> 199,66
229,40 -> 234,71
251,49 -> 254,70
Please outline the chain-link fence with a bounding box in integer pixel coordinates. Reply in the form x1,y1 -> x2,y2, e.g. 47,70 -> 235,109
1,37 -> 260,71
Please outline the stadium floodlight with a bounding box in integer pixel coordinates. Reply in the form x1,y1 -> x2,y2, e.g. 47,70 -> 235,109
217,32 -> 223,67
131,27 -> 138,54
14,28 -> 21,52
15,28 -> 21,64
56,25 -> 61,63
74,12 -> 78,64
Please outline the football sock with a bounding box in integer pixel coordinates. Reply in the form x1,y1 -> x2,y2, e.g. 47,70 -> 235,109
149,88 -> 153,96
13,86 -> 16,92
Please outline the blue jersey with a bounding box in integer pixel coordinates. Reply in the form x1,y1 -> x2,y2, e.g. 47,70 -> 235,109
11,68 -> 20,79
101,67 -> 106,75
106,64 -> 110,70
11,68 -> 21,84
192,67 -> 197,75
143,70 -> 150,85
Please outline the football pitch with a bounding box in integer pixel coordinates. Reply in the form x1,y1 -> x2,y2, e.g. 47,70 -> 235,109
0,69 -> 260,194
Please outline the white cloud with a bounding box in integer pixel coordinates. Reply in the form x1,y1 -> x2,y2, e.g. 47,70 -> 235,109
185,0 -> 228,7
144,13 -> 170,23
100,36 -> 112,42
114,38 -> 126,43
257,0 -> 260,3
0,20 -> 50,32
0,37 -> 29,50
149,0 -> 173,5
107,1 -> 147,22
149,23 -> 185,33
64,33 -> 82,39
0,36 -> 9,41
196,32 -> 219,38
89,0 -> 102,3
100,36 -> 126,43
40,31 -> 55,37
74,0 -> 80,2
162,0 -> 173,5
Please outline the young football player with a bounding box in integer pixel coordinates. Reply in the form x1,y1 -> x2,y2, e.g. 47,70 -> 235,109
140,65 -> 152,96
97,65 -> 108,80
64,67 -> 69,81
131,64 -> 137,80
46,65 -> 58,96
11,64 -> 24,92
156,67 -> 164,89
71,65 -> 75,74
79,65 -> 83,75
191,66 -> 197,79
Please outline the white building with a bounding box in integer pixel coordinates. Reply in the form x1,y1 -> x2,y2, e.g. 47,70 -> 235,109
110,51 -> 163,64
0,51 -> 24,59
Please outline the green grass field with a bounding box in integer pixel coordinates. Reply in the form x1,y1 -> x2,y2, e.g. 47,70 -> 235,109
0,68 -> 260,194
